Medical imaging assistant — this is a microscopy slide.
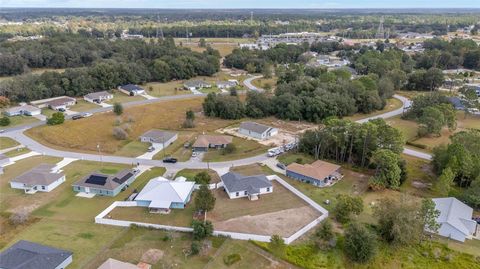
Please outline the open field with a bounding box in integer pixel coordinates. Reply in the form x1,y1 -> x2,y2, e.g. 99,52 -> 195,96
203,137 -> 268,162
175,168 -> 221,183
251,76 -> 277,90
0,137 -> 19,150
26,97 -> 235,154
114,140 -> 150,157
277,152 -> 315,165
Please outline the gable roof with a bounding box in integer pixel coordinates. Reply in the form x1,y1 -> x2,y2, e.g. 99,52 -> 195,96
73,169 -> 134,191
287,160 -> 340,181
432,197 -> 474,236
192,135 -> 233,148
135,177 -> 195,208
97,258 -> 139,269
239,122 -> 274,134
119,84 -> 144,92
11,164 -> 64,187
184,80 -> 211,88
221,172 -> 272,194
5,105 -> 41,114
140,130 -> 177,143
85,91 -> 112,100
45,97 -> 76,107
0,240 -> 72,269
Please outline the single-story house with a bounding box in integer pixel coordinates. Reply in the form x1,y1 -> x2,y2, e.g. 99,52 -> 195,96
72,169 -> 136,197
448,97 -> 466,110
229,69 -> 247,77
286,160 -> 342,187
238,121 -> 278,140
0,240 -> 73,269
221,172 -> 273,200
45,97 -> 76,110
10,164 -> 66,194
84,91 -> 113,103
135,177 -> 195,213
429,197 -> 477,242
3,104 -> 41,116
118,84 -> 145,96
183,80 -> 212,91
216,80 -> 238,89
192,135 -> 233,152
139,130 -> 177,148
97,258 -> 142,269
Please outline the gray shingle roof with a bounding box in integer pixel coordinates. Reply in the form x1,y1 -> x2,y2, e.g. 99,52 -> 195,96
239,122 -> 273,135
0,240 -> 72,269
11,164 -> 64,187
119,84 -> 144,92
140,130 -> 177,144
84,91 -> 111,100
221,172 -> 272,194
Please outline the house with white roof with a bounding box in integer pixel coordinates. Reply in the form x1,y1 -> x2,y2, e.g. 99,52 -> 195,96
4,104 -> 41,116
238,121 -> 278,140
135,177 -> 195,213
429,197 -> 477,242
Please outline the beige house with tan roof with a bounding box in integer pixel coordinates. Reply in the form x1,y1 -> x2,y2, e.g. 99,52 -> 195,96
286,160 -> 342,187
192,135 -> 233,152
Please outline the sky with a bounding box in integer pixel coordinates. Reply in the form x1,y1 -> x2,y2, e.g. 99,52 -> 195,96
0,0 -> 479,9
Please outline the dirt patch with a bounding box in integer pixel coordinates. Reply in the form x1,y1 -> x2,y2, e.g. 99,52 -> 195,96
212,206 -> 320,237
141,248 -> 164,264
411,181 -> 432,189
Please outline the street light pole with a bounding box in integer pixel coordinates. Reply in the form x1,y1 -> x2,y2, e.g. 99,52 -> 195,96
97,143 -> 102,167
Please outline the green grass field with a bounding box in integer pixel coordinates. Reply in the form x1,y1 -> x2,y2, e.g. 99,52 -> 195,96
105,90 -> 146,104
203,137 -> 268,162
142,81 -> 191,97
114,140 -> 150,157
70,100 -> 100,112
0,137 -> 19,150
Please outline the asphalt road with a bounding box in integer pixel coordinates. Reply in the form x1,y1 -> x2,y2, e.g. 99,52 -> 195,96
243,75 -> 264,92
0,79 -> 431,170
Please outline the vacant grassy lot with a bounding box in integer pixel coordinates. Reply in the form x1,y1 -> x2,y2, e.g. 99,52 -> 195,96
26,97 -> 234,154
142,81 -> 191,97
85,227 -> 227,269
175,168 -> 221,183
277,152 -> 315,165
251,76 -> 277,90
0,137 -> 19,150
114,140 -> 150,157
203,137 -> 268,162
153,131 -> 196,161
70,99 -> 100,112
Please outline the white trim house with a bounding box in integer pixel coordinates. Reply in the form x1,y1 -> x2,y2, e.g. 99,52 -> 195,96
84,91 -> 113,103
4,105 -> 41,116
238,122 -> 278,140
221,172 -> 273,200
10,164 -> 66,194
429,197 -> 477,242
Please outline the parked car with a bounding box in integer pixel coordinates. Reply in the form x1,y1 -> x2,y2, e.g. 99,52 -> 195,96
82,112 -> 93,117
71,114 -> 83,120
147,146 -> 155,152
192,152 -> 198,157
58,108 -> 66,112
276,162 -> 286,170
163,157 -> 178,163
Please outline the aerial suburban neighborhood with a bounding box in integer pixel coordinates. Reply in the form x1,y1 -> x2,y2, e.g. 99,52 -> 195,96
0,4 -> 479,269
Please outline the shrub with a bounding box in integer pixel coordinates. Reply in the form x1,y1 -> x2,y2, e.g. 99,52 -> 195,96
223,253 -> 241,266
0,116 -> 11,126
113,127 -> 129,140
182,118 -> 195,128
344,222 -> 376,263
194,171 -> 211,184
269,235 -> 286,257
47,112 -> 65,125
221,143 -> 236,155
192,220 -> 213,240
9,209 -> 29,225
113,102 -> 123,115
190,241 -> 200,255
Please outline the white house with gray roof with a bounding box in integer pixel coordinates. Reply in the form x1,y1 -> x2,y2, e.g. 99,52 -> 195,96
0,240 -> 72,269
4,104 -> 41,117
221,172 -> 273,200
139,130 -> 177,151
84,91 -> 113,103
429,197 -> 477,242
238,121 -> 278,140
183,80 -> 212,91
10,164 -> 65,194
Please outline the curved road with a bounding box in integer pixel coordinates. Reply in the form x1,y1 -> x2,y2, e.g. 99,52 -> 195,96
0,80 -> 431,172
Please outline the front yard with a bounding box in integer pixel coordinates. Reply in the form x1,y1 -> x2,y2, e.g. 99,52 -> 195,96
203,137 -> 268,162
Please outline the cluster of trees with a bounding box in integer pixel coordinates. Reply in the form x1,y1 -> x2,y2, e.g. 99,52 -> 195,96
417,38 -> 480,70
432,129 -> 480,209
404,93 -> 456,137
0,37 -> 220,102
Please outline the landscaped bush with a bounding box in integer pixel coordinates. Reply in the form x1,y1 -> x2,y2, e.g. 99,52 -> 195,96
223,253 -> 241,266
0,116 -> 10,126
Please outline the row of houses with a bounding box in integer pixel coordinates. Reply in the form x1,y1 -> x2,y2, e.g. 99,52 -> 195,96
183,79 -> 239,91
4,96 -> 76,117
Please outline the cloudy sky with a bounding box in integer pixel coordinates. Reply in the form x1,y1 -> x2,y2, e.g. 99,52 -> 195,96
0,0 -> 478,8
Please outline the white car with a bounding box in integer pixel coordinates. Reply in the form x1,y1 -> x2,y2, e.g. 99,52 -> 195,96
82,112 -> 93,118
192,152 -> 198,157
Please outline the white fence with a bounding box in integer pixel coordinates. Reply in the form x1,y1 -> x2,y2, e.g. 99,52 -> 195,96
193,183 -> 218,190
95,175 -> 329,245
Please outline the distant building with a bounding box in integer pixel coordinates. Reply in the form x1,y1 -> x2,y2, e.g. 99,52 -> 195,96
135,177 -> 195,213
84,91 -> 113,103
192,135 -> 233,152
0,240 -> 73,269
429,197 -> 477,242
286,160 -> 342,187
72,169 -> 136,197
216,80 -> 239,89
3,104 -> 41,116
183,80 -> 212,91
221,172 -> 273,200
118,84 -> 145,96
10,164 -> 66,194
238,121 -> 278,140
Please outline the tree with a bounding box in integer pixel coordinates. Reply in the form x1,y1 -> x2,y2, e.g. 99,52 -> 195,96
194,185 -> 216,213
435,167 -> 455,196
47,112 -> 65,125
343,222 -> 376,263
316,219 -> 334,241
334,194 -> 364,223
419,106 -> 445,136
199,38 -> 207,48
194,171 -> 211,185
183,109 -> 195,128
221,143 -> 236,155
262,63 -> 273,78
0,116 -> 11,126
245,63 -> 256,74
113,127 -> 129,140
191,220 -> 213,240
269,235 -> 286,257
113,102 -> 123,116
369,149 -> 402,190
0,96 -> 10,108
190,241 -> 200,255
420,198 -> 441,235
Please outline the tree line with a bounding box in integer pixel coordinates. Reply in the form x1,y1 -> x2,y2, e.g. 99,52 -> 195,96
0,37 -> 221,102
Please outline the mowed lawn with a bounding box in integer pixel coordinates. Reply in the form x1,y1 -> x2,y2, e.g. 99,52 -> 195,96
203,137 -> 268,162
0,137 -> 19,150
26,97 -> 234,154
153,131 -> 197,161
141,81 -> 191,97
175,168 -> 221,183
3,147 -> 31,157
105,90 -> 146,104
69,99 -> 100,112
0,115 -> 39,127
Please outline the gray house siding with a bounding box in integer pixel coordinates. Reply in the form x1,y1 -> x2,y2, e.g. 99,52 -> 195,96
286,170 -> 326,187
